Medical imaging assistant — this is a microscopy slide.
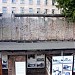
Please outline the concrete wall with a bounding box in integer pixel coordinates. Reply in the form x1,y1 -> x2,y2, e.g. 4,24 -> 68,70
0,14 -> 75,41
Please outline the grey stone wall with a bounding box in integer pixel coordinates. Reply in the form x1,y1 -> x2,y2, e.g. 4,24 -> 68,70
0,14 -> 74,41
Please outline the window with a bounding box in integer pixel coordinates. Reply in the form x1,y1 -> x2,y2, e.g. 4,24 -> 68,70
12,0 -> 16,3
37,8 -> 40,13
45,0 -> 48,5
29,8 -> 33,13
20,7 -> 24,13
2,0 -> 7,3
12,7 -> 16,13
44,9 -> 48,14
52,0 -> 55,5
20,0 -> 24,4
2,7 -> 7,13
29,0 -> 33,5
37,0 -> 40,5
52,9 -> 55,14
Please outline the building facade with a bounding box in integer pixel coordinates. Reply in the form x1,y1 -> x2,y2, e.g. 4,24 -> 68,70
0,0 -> 60,14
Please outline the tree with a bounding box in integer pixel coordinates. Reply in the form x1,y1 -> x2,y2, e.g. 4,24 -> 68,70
56,0 -> 75,22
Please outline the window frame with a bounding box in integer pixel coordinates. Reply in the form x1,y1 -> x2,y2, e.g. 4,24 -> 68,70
37,8 -> 40,13
20,0 -> 25,4
2,0 -> 7,3
29,0 -> 33,5
20,7 -> 25,13
29,8 -> 33,13
37,0 -> 40,5
52,0 -> 55,6
44,0 -> 48,5
12,7 -> 16,13
2,7 -> 7,13
44,9 -> 48,14
12,0 -> 16,3
52,9 -> 55,14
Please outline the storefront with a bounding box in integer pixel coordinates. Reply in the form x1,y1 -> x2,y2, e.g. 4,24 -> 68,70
1,53 -> 46,75
0,41 -> 75,75
1,51 -> 75,75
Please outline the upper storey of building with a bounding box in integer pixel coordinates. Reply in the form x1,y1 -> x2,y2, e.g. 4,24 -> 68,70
0,0 -> 60,14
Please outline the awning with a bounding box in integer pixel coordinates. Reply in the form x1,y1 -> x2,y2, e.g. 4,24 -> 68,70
0,41 -> 74,50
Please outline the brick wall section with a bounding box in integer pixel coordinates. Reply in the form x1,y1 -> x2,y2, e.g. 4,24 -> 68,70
8,56 -> 26,75
0,14 -> 75,41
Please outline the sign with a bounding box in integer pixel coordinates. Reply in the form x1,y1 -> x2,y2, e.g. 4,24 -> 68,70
52,56 -> 73,64
2,55 -> 8,69
27,54 -> 45,68
15,62 -> 26,75
52,56 -> 73,75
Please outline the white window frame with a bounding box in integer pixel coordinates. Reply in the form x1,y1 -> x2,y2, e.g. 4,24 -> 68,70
29,0 -> 33,5
12,7 -> 16,13
44,0 -> 48,5
20,7 -> 25,13
2,7 -> 7,13
37,8 -> 40,13
37,0 -> 40,5
12,0 -> 16,3
29,8 -> 33,13
20,0 -> 25,4
2,0 -> 7,3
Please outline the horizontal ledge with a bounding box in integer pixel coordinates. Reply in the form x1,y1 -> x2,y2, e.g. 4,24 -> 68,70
0,41 -> 74,50
14,14 -> 65,17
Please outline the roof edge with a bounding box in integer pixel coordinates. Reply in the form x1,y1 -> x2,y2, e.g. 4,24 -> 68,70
14,14 -> 65,17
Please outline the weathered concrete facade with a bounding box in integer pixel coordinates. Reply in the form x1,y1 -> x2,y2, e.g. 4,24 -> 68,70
0,14 -> 75,41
